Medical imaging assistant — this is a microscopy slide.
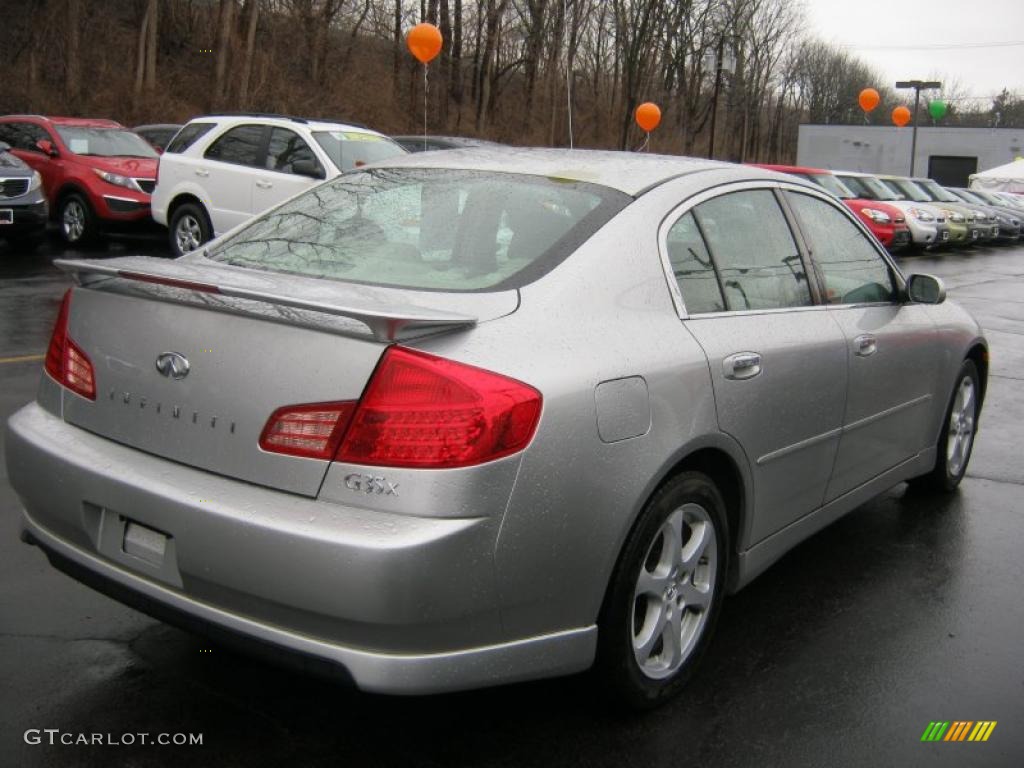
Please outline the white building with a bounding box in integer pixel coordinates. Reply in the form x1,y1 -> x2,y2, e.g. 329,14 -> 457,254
796,124 -> 1024,185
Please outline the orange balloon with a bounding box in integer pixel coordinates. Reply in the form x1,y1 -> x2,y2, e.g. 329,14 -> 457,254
892,105 -> 912,127
635,102 -> 661,133
406,23 -> 443,64
858,87 -> 880,113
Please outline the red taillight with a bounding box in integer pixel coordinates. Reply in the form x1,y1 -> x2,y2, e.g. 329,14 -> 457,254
259,402 -> 356,460
336,347 -> 542,469
258,348 -> 543,468
44,290 -> 96,401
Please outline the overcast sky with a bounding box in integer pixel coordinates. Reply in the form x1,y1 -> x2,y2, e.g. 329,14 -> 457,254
803,0 -> 1024,105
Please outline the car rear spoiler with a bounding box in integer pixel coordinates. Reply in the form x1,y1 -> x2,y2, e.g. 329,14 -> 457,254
54,257 -> 477,342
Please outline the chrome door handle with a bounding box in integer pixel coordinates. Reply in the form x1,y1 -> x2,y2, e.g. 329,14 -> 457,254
854,334 -> 877,357
256,180 -> 273,189
723,352 -> 762,380
194,169 -> 209,178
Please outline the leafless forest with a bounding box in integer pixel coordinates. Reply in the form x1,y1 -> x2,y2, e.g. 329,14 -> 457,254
3,1 -> 1022,161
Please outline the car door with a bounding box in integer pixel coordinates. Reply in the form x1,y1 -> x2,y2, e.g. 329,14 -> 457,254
665,186 -> 848,545
200,124 -> 268,233
252,127 -> 323,216
784,189 -> 939,500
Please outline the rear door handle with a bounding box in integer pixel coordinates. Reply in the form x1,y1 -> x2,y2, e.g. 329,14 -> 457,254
723,352 -> 762,380
256,180 -> 273,189
194,169 -> 209,178
854,334 -> 877,357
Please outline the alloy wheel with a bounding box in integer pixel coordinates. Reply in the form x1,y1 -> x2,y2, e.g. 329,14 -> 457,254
62,200 -> 85,242
631,503 -> 717,679
175,214 -> 204,254
946,375 -> 976,477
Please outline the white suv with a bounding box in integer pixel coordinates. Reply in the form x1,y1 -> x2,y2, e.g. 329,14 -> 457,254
152,114 -> 406,256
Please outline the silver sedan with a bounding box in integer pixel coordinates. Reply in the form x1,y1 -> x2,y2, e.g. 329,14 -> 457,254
5,149 -> 987,708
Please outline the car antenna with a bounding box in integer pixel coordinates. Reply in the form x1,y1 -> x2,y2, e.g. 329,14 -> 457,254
564,0 -> 574,149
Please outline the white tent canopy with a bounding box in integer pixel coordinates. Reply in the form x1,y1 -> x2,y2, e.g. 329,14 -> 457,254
970,158 -> 1024,194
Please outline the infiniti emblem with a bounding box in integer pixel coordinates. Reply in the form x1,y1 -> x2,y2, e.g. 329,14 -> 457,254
155,351 -> 190,380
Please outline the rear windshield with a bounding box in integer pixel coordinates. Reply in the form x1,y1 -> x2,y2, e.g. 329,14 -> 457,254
312,131 -> 407,171
207,168 -> 630,291
55,127 -> 157,158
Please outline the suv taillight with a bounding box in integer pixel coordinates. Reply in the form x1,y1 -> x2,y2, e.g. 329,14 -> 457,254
44,290 -> 96,400
259,347 -> 542,468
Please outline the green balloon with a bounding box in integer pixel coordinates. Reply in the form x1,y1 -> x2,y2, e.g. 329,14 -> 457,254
929,100 -> 948,120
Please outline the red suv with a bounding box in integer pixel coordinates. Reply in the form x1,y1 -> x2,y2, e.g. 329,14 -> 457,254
0,116 -> 158,244
752,164 -> 911,251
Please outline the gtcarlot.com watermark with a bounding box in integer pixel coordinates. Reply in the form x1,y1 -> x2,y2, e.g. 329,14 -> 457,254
25,729 -> 202,747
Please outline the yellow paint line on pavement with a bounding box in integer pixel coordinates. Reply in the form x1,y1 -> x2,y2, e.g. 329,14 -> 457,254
0,354 -> 45,365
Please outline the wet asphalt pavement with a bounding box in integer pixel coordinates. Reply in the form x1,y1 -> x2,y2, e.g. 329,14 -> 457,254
1,231 -> 1023,767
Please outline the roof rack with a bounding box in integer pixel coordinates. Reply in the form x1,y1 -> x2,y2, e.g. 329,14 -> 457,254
202,112 -> 368,130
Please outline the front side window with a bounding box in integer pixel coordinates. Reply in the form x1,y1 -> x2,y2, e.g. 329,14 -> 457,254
0,122 -> 54,152
207,168 -> 628,292
266,128 -> 320,175
788,192 -> 896,305
204,125 -> 265,167
53,127 -> 157,158
693,190 -> 812,311
665,212 -> 724,314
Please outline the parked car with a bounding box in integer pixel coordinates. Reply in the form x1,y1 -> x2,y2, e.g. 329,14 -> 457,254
892,175 -> 1000,244
133,123 -> 183,153
392,135 -> 505,153
834,171 -> 951,249
945,187 -> 1021,242
152,113 -> 407,257
875,175 -> 979,246
0,115 -> 158,245
6,150 -> 986,709
0,140 -> 48,250
753,164 -> 911,251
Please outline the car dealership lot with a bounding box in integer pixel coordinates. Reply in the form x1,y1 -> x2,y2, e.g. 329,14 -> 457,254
1,235 -> 1023,766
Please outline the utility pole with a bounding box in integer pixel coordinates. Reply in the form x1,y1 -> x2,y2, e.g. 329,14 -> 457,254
895,80 -> 941,177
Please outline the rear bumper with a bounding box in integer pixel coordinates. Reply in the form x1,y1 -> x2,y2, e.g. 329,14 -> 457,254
5,402 -> 596,693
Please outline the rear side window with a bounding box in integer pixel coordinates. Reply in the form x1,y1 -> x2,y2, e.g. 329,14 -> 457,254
165,122 -> 214,153
665,212 -> 724,314
204,125 -> 265,166
787,193 -> 896,304
208,168 -> 629,291
693,190 -> 812,311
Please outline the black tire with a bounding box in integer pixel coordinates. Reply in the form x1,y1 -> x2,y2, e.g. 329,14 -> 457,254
169,202 -> 213,257
58,192 -> 97,245
596,471 -> 729,710
908,359 -> 980,494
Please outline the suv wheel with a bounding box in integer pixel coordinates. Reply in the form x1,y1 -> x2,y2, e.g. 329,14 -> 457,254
597,471 -> 728,709
59,193 -> 96,245
169,203 -> 212,257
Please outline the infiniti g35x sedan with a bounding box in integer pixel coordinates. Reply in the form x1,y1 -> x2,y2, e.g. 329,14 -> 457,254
5,149 -> 987,709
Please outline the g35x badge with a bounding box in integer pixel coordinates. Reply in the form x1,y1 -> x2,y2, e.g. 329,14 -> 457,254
345,473 -> 399,497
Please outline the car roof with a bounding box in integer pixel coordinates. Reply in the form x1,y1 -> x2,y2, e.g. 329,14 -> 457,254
370,147 -> 779,196
752,163 -> 831,175
0,115 -> 123,128
133,123 -> 182,131
195,114 -> 380,135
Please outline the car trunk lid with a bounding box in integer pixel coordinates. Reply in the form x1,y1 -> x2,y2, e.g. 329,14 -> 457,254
54,256 -> 517,497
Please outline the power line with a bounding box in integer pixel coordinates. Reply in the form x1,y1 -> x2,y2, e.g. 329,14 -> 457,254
841,40 -> 1024,51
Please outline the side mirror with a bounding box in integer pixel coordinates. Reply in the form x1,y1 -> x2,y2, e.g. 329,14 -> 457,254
292,159 -> 325,180
0,141 -> 10,153
906,273 -> 946,304
36,139 -> 58,157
